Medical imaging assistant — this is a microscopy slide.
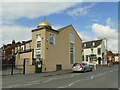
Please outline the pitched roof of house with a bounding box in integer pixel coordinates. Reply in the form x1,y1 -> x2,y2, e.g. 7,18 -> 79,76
107,51 -> 115,56
21,39 -> 32,45
114,53 -> 120,56
57,24 -> 82,41
57,24 -> 72,31
32,24 -> 82,41
82,39 -> 103,49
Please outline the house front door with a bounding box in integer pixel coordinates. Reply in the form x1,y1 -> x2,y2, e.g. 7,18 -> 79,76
98,57 -> 101,65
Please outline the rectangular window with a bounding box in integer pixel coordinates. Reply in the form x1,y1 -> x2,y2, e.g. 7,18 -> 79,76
36,34 -> 41,49
91,48 -> 93,54
70,43 -> 74,52
69,32 -> 74,43
49,33 -> 55,45
69,32 -> 74,64
70,43 -> 74,64
36,34 -> 41,42
56,64 -> 62,71
102,53 -> 104,61
98,48 -> 101,55
70,53 -> 74,64
86,55 -> 88,61
37,41 -> 41,48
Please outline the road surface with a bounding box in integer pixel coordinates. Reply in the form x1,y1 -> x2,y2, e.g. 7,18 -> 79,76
2,65 -> 119,89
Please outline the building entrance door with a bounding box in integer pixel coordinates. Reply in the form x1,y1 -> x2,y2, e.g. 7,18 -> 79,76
98,57 -> 101,65
35,60 -> 42,73
56,64 -> 62,71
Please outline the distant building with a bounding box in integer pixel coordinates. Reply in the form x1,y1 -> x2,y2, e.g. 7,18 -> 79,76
107,51 -> 115,64
0,47 -> 2,58
82,39 -> 106,65
1,40 -> 21,64
114,53 -> 119,64
15,19 -> 82,73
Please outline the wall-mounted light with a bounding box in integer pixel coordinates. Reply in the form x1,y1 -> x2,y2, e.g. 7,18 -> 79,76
46,39 -> 48,42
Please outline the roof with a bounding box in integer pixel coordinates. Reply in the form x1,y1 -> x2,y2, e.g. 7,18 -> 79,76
32,24 -> 72,33
21,39 -> 32,45
25,39 -> 32,43
32,27 -> 58,32
82,39 -> 103,49
114,53 -> 120,56
107,51 -> 115,56
38,20 -> 51,28
57,24 -> 72,31
32,24 -> 82,41
59,25 -> 82,41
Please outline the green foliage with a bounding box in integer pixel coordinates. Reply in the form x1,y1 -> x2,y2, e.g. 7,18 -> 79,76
92,57 -> 97,61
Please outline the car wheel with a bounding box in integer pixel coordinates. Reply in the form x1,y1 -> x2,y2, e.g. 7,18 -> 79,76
90,68 -> 92,71
83,68 -> 86,73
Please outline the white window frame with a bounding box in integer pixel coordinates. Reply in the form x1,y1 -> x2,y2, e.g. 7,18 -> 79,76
49,33 -> 55,45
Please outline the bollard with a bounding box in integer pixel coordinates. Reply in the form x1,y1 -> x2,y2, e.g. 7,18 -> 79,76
94,64 -> 96,70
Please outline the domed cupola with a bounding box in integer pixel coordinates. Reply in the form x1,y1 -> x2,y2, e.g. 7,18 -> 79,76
37,18 -> 52,29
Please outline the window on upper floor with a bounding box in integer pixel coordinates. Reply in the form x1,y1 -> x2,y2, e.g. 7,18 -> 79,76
70,43 -> 74,52
36,34 -> 41,42
29,43 -> 31,49
49,33 -> 55,45
91,48 -> 93,53
69,32 -> 74,43
70,42 -> 74,64
37,41 -> 41,48
86,55 -> 88,61
98,48 -> 101,55
84,43 -> 86,47
36,34 -> 41,48
92,42 -> 95,46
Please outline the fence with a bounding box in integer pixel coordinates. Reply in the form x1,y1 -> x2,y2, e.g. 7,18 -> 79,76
2,61 -> 25,76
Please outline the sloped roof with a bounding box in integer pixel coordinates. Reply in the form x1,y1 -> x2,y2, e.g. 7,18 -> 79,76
107,51 -> 115,56
57,24 -> 82,41
82,39 -> 102,49
57,24 -> 72,31
32,24 -> 82,41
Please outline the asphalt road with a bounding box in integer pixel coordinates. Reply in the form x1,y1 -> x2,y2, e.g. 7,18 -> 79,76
2,65 -> 119,89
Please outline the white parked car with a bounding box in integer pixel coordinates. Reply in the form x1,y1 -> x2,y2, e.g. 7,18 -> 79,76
72,63 -> 93,72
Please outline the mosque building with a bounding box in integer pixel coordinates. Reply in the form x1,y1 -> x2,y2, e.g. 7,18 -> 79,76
15,19 -> 82,73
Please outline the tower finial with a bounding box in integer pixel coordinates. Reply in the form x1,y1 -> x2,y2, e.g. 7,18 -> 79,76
44,16 -> 46,21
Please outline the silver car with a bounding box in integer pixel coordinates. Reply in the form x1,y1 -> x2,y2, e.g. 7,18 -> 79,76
72,63 -> 93,72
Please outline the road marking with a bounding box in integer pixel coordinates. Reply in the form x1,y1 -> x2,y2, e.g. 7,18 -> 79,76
42,78 -> 56,83
31,81 -> 39,83
70,74 -> 79,77
58,86 -> 68,88
42,74 -> 78,84
58,80 -> 81,88
4,68 -> 119,88
58,68 -> 118,88
4,82 -> 41,88
109,70 -> 113,73
90,75 -> 94,79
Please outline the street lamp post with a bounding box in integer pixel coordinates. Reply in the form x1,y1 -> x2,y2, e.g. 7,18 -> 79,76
11,49 -> 14,75
103,38 -> 108,66
4,50 -> 5,60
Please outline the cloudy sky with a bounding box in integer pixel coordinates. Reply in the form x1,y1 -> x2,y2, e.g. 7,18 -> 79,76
1,1 -> 118,53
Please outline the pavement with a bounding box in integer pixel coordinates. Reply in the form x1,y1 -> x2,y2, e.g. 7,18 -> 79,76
2,64 -> 119,89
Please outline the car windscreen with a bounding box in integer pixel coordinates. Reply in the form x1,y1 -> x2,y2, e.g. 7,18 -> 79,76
73,63 -> 80,66
73,63 -> 77,66
82,63 -> 87,66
